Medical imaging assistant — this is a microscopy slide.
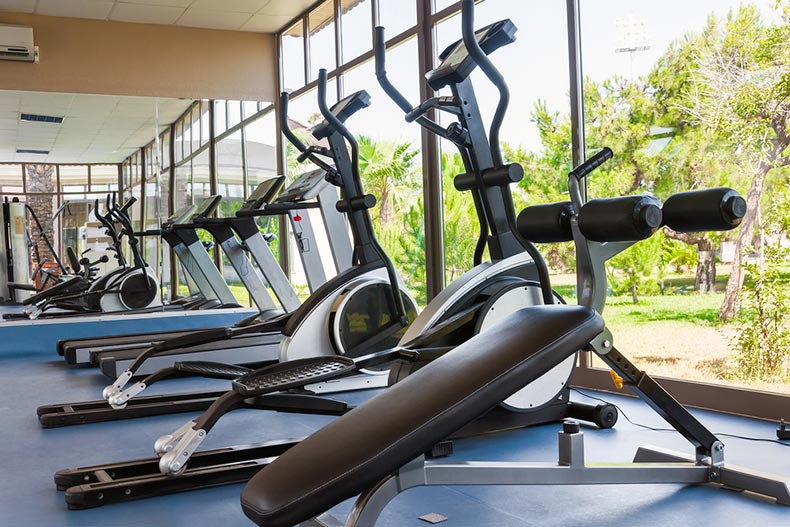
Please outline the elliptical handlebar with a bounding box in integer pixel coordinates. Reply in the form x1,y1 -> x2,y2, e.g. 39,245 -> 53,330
374,27 -> 413,115
315,68 -> 409,326
374,27 -> 452,140
316,69 -> 362,184
279,91 -> 309,154
461,0 -> 508,166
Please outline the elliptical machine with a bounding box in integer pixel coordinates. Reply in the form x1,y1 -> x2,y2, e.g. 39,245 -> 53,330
94,72 -> 418,409
8,196 -> 162,319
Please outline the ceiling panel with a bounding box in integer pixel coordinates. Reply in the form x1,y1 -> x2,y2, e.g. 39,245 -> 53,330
175,8 -> 252,30
36,0 -> 114,20
190,0 -> 270,13
110,3 -> 185,24
2,0 -> 321,33
0,0 -> 36,14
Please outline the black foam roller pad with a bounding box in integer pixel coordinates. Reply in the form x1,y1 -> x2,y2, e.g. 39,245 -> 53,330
662,188 -> 745,233
578,195 -> 663,242
516,201 -> 574,243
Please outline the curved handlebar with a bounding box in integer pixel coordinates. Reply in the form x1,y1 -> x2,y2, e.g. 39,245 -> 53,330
374,27 -> 414,114
316,69 -> 362,184
280,91 -> 309,154
461,0 -> 508,165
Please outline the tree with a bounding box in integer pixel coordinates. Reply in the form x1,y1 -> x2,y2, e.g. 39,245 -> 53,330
672,5 -> 790,319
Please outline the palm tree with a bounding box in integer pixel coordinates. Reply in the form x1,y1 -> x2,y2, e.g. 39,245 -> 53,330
357,135 -> 419,227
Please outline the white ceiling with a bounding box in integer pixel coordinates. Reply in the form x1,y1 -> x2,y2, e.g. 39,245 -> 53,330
0,89 -> 193,163
0,0 -> 316,33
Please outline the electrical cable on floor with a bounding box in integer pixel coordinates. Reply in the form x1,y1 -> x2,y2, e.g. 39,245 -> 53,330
569,387 -> 790,447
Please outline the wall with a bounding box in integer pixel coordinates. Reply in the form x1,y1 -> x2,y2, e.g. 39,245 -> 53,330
0,13 -> 277,102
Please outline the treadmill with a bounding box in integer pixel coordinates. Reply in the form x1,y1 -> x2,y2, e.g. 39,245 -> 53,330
157,196 -> 238,310
60,171 -> 352,377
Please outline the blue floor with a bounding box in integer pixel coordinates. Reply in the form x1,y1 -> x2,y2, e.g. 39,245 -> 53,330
1,343 -> 788,526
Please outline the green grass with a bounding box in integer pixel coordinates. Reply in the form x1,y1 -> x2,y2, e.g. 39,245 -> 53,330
605,293 -> 726,326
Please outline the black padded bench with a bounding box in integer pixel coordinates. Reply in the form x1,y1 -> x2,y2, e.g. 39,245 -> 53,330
241,305 -> 604,527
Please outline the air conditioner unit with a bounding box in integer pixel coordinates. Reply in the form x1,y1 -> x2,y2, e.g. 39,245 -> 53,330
0,24 -> 38,63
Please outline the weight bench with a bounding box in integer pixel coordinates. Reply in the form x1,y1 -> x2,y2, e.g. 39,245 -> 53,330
241,304 -> 604,527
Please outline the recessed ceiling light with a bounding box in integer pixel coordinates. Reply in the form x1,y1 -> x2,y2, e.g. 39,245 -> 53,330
16,148 -> 49,155
19,113 -> 64,124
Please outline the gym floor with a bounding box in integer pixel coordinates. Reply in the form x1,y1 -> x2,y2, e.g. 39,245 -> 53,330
1,343 -> 788,526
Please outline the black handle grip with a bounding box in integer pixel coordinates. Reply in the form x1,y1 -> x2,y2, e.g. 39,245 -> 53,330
336,194 -> 376,213
516,202 -> 574,243
570,148 -> 614,180
120,197 -> 136,212
578,195 -> 663,242
662,188 -> 746,233
280,91 -> 309,154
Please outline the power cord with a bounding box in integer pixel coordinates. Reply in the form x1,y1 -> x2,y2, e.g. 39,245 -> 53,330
569,387 -> 790,447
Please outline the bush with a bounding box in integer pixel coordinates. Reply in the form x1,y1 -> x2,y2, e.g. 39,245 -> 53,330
730,245 -> 790,381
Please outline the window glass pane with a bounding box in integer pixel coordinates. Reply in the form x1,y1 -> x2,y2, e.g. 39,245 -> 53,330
191,148 -> 211,202
190,105 -> 201,149
121,161 -> 130,190
174,162 -> 191,214
228,101 -> 242,130
433,0 -> 457,14
174,121 -> 183,163
161,129 -> 171,170
90,165 -> 118,192
130,183 -> 142,233
242,100 -> 259,120
309,1 -> 337,81
580,0 -> 789,394
342,41 -> 425,305
281,22 -> 306,92
200,101 -> 210,146
215,100 -> 228,136
182,111 -> 193,157
341,0 -> 371,63
216,130 -> 244,195
378,0 -> 416,37
0,164 -> 23,196
244,112 -> 278,195
57,165 -> 88,194
145,145 -> 154,180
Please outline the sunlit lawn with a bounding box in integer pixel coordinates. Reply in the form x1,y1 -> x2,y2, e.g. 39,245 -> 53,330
552,269 -> 790,395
